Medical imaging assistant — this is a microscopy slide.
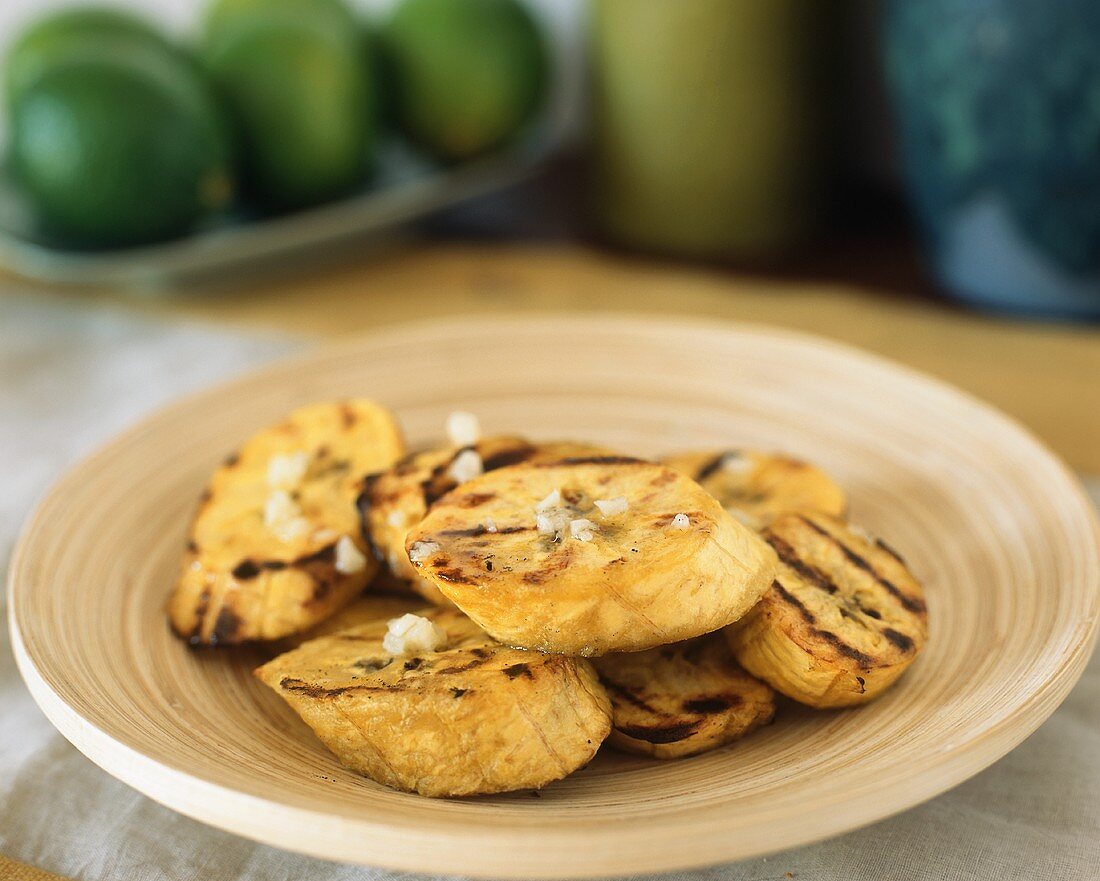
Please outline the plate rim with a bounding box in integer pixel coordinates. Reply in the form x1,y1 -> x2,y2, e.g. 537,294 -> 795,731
9,314 -> 1100,878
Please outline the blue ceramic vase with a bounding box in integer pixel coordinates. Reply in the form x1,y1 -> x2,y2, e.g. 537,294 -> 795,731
883,0 -> 1100,318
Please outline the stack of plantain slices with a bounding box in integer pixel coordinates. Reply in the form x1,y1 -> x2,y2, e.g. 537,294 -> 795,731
170,407 -> 928,797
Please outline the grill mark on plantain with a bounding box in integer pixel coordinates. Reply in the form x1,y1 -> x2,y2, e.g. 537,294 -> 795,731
813,629 -> 874,666
212,606 -> 242,644
480,443 -> 538,471
799,517 -> 926,614
503,662 -> 535,680
602,680 -> 657,713
438,524 -> 530,538
279,677 -> 404,698
535,455 -> 647,468
619,721 -> 702,744
766,535 -> 838,595
432,565 -> 477,585
436,657 -> 487,674
774,581 -> 874,665
682,694 -> 741,713
694,452 -> 731,483
882,627 -> 916,653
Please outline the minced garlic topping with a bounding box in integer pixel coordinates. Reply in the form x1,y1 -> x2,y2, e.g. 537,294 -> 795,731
267,451 -> 310,489
670,513 -> 690,530
408,540 -> 441,563
334,535 -> 367,574
264,489 -> 309,543
383,614 -> 446,655
569,518 -> 598,542
447,448 -> 483,483
593,496 -> 628,517
721,451 -> 753,474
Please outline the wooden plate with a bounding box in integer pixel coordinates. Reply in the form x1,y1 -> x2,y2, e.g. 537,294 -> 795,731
9,315 -> 1099,878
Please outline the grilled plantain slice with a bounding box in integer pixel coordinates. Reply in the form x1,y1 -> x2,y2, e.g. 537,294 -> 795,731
663,449 -> 847,530
593,632 -> 776,759
357,437 -> 609,605
255,607 -> 612,797
168,399 -> 404,645
404,455 -> 778,656
727,512 -> 928,708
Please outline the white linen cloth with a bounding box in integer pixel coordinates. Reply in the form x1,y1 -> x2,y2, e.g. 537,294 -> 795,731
1,296 -> 1097,881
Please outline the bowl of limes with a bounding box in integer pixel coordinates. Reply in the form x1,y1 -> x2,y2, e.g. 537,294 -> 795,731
0,0 -> 555,286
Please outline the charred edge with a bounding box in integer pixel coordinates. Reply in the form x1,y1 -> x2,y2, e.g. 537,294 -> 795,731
481,443 -> 538,471
773,580 -> 817,626
451,687 -> 469,698
503,662 -> 534,680
683,695 -> 740,713
355,475 -> 387,563
855,676 -> 866,692
813,628 -> 875,666
882,627 -> 915,653
767,534 -> 838,595
470,647 -> 491,658
485,559 -> 493,571
603,681 -> 656,713
433,566 -> 476,585
403,657 -> 423,671
212,606 -> 242,645
618,721 -> 701,744
695,451 -> 735,483
223,452 -> 240,468
798,517 -> 926,614
437,657 -> 487,675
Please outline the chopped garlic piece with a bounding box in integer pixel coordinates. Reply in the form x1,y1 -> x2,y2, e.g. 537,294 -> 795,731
334,535 -> 367,574
570,518 -> 598,542
272,517 -> 309,543
670,513 -> 690,530
264,489 -> 300,527
264,490 -> 310,542
383,614 -> 446,655
387,509 -> 407,528
594,496 -> 628,517
535,489 -> 561,512
267,451 -> 310,489
722,451 -> 753,474
445,411 -> 481,447
483,517 -> 498,533
408,540 -> 441,563
447,449 -> 483,483
537,508 -> 570,537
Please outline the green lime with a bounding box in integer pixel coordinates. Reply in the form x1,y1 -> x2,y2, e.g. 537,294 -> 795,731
380,0 -> 549,161
203,16 -> 373,209
5,7 -> 181,107
11,49 -> 234,247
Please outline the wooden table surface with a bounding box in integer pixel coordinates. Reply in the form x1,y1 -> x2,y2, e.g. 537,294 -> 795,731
16,240 -> 1097,472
